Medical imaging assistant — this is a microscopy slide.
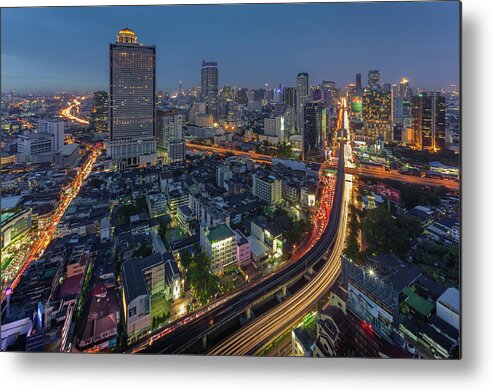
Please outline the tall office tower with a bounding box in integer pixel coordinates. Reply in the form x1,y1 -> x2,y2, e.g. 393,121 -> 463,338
296,73 -> 309,133
356,73 -> 362,92
236,88 -> 248,105
362,87 -> 393,142
201,60 -> 219,119
108,27 -> 156,168
368,70 -> 381,89
321,80 -> 337,108
37,120 -> 65,151
383,83 -> 391,92
303,101 -> 327,161
283,87 -> 297,108
412,92 -> 446,151
400,77 -> 410,98
91,91 -> 109,132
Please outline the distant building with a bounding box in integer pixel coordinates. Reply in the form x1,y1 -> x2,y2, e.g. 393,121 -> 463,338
283,86 -> 296,108
363,87 -> 393,142
368,69 -> 381,89
37,120 -> 65,151
108,27 -> 156,168
412,92 -> 446,151
296,73 -> 309,133
264,116 -> 285,142
201,60 -> 219,119
91,91 -> 109,132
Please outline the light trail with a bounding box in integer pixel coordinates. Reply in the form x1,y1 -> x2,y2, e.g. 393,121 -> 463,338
2,146 -> 100,300
208,104 -> 351,356
61,99 -> 90,125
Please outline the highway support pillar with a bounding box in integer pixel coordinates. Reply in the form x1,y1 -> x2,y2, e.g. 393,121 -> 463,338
202,335 -> 207,351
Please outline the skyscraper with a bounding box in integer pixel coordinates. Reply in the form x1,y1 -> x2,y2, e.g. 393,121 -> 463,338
321,80 -> 337,109
201,60 -> 219,120
412,92 -> 446,151
356,73 -> 362,92
91,91 -> 109,132
296,73 -> 309,133
362,87 -> 393,142
108,27 -> 156,168
303,101 -> 327,160
368,70 -> 381,89
283,87 -> 297,108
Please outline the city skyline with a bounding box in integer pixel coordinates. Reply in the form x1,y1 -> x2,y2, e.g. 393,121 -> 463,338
1,2 -> 460,92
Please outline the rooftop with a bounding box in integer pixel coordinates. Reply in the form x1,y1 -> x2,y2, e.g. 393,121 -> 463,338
207,224 -> 235,243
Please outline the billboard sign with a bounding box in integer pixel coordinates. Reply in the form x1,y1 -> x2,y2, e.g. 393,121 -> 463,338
351,96 -> 363,113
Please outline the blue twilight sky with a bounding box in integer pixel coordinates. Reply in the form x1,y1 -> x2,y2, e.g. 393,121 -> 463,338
1,2 -> 460,93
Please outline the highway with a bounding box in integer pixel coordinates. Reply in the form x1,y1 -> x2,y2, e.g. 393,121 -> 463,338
2,146 -> 100,300
2,102 -> 97,301
207,104 -> 351,356
345,166 -> 459,190
131,130 -> 346,354
61,99 -> 90,125
187,143 -> 458,190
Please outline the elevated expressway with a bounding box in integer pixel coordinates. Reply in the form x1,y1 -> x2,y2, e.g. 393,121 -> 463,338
131,135 -> 347,355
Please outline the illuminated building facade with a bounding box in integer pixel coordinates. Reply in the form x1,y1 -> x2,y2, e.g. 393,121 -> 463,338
296,72 -> 309,133
200,224 -> 237,274
91,91 -> 109,132
368,69 -> 381,89
362,87 -> 393,142
201,60 -> 219,120
108,27 -> 156,168
412,92 -> 446,151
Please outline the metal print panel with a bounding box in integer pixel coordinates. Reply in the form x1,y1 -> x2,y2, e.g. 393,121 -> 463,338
0,1 -> 461,358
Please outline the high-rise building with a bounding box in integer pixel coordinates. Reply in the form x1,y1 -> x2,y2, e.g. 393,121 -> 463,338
399,77 -> 410,99
303,101 -> 327,160
356,73 -> 362,92
264,116 -> 285,142
412,92 -> 446,151
156,109 -> 184,148
37,120 -> 65,151
201,60 -> 219,119
368,70 -> 381,89
321,80 -> 337,109
283,87 -> 297,108
296,73 -> 309,133
362,87 -> 393,142
108,27 -> 156,168
91,91 -> 109,132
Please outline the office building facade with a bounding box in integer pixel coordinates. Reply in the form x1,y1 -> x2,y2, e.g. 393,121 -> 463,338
303,101 -> 327,160
296,73 -> 309,133
108,27 -> 156,168
412,92 -> 446,151
201,60 -> 219,120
